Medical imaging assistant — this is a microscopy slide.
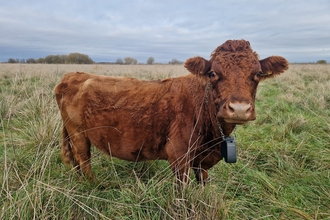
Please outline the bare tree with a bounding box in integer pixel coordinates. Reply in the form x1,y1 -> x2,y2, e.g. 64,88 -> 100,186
124,57 -> 138,65
26,58 -> 36,63
146,57 -> 155,65
115,58 -> 124,64
8,58 -> 17,63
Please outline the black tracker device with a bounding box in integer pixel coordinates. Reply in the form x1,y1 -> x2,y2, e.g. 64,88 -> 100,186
221,136 -> 237,163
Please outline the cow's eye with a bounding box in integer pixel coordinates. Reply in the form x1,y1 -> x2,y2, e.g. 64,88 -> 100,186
209,71 -> 216,78
253,71 -> 262,82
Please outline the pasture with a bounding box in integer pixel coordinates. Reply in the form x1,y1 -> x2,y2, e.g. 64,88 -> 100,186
0,63 -> 329,219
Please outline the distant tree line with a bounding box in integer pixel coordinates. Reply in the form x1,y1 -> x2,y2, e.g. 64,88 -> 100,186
169,58 -> 183,64
6,54 -> 187,65
8,58 -> 27,63
7,52 -> 94,64
114,57 -> 155,65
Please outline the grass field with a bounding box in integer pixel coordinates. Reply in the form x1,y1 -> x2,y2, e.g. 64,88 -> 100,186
1,63 -> 329,219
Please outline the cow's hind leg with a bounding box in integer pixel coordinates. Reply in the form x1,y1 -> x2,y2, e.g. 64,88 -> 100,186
62,127 -> 94,179
60,126 -> 75,166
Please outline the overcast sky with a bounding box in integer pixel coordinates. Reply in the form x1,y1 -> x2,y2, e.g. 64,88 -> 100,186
1,0 -> 329,63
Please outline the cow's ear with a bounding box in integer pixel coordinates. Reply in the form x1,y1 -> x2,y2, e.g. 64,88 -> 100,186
184,56 -> 211,76
259,56 -> 289,80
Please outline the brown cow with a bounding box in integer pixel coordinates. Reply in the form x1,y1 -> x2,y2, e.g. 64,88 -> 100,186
54,39 -> 288,184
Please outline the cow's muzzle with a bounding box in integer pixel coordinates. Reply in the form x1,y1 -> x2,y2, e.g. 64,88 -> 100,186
218,101 -> 256,124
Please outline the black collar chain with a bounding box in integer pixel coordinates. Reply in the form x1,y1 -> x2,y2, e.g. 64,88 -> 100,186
215,114 -> 237,140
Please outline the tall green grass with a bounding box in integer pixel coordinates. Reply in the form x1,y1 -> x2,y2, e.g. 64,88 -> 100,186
1,64 -> 329,219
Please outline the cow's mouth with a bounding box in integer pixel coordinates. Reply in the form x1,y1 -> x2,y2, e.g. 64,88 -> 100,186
218,115 -> 256,125
222,118 -> 251,125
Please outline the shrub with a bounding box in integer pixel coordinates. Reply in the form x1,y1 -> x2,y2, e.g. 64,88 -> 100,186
169,58 -> 183,65
66,53 -> 94,64
317,60 -> 327,64
36,58 -> 45,63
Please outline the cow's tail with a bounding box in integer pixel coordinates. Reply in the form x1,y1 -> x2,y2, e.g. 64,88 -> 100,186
60,126 -> 74,166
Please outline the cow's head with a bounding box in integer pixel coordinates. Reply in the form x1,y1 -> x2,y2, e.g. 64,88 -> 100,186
185,39 -> 288,125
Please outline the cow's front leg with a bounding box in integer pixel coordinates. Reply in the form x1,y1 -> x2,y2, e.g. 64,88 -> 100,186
168,154 -> 191,185
166,130 -> 199,185
193,167 -> 208,185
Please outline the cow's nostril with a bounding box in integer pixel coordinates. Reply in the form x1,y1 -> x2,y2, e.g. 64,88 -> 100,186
228,102 -> 235,113
246,104 -> 252,114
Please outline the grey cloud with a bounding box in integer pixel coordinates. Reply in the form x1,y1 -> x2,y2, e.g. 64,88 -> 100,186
1,0 -> 329,63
